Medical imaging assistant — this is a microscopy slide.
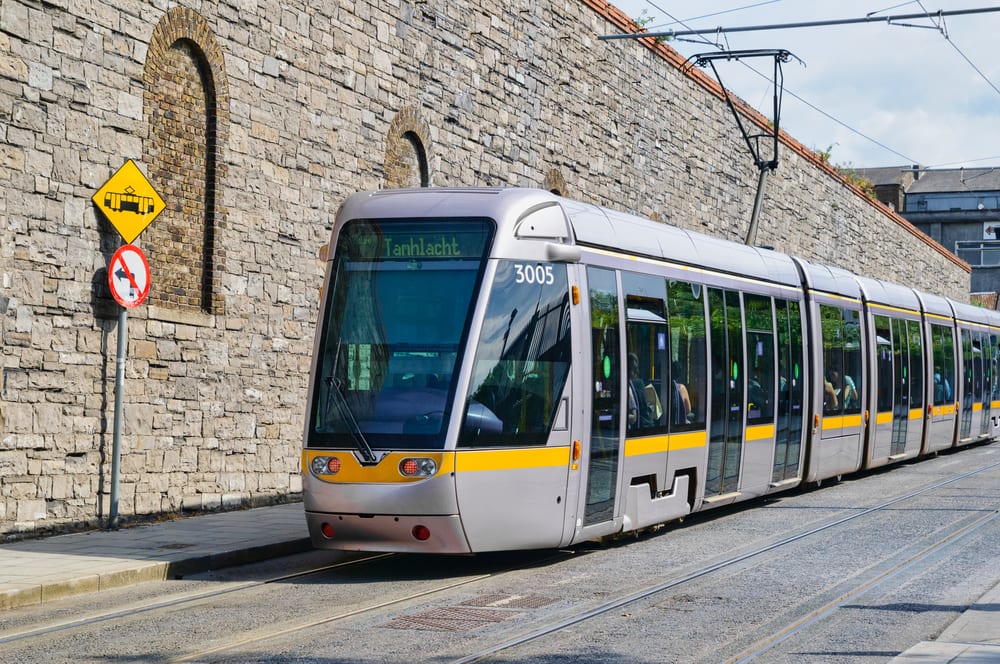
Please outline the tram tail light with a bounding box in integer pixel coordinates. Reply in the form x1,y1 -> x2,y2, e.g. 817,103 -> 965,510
400,457 -> 438,477
412,525 -> 431,541
320,522 -> 335,539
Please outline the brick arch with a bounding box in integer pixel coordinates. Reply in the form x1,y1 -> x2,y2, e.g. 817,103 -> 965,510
385,107 -> 432,188
544,169 -> 567,196
143,8 -> 229,315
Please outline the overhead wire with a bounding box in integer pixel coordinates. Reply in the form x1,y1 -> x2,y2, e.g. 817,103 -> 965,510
626,1 -> 1000,165
915,0 -> 1000,98
638,0 -> 920,163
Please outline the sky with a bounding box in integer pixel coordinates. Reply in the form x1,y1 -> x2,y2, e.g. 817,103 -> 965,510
605,1 -> 1000,170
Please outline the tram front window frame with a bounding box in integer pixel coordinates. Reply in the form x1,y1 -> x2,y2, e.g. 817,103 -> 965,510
308,217 -> 494,451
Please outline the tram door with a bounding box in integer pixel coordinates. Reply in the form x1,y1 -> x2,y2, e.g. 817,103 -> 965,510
706,288 -> 744,497
959,329 -> 984,441
979,333 -> 995,437
870,316 -> 923,464
582,267 -> 623,527
925,322 -> 957,452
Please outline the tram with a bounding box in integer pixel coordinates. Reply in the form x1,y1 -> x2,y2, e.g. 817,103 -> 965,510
302,188 -> 1000,554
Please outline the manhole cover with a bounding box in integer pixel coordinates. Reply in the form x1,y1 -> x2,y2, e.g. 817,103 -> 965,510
381,606 -> 515,631
460,593 -> 557,609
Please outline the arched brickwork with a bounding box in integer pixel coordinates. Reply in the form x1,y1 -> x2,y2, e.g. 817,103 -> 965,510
544,169 -> 567,196
385,107 -> 431,188
143,8 -> 229,314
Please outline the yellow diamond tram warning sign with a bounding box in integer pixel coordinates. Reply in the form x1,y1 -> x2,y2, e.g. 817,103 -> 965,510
92,159 -> 165,243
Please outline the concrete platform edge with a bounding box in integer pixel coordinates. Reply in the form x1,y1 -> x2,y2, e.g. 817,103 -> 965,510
0,537 -> 313,612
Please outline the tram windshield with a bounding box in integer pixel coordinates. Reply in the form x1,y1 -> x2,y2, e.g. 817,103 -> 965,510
309,218 -> 494,450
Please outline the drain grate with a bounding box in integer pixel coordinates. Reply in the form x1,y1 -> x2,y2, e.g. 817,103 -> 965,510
460,593 -> 557,609
381,606 -> 515,632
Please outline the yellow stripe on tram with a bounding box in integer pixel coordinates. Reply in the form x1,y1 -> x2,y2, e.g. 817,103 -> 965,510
625,431 -> 707,457
822,414 -> 864,430
746,424 -> 775,441
455,447 -> 570,472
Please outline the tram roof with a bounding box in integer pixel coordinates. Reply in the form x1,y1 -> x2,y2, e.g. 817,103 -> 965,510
855,276 -> 921,312
561,198 -> 802,288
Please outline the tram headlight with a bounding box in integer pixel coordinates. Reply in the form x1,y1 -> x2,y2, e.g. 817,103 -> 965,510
310,456 -> 341,476
399,457 -> 437,477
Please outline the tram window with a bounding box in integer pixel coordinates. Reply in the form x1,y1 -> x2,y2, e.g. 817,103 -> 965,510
908,320 -> 924,410
459,261 -> 571,447
932,323 -> 955,406
893,318 -> 909,420
820,305 -> 862,415
874,316 -> 893,413
842,309 -> 862,414
624,281 -> 669,435
667,279 -> 707,431
991,335 -> 1000,403
745,294 -> 775,425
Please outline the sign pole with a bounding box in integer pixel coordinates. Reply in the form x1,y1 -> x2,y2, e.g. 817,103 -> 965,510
110,306 -> 127,529
93,159 -> 163,530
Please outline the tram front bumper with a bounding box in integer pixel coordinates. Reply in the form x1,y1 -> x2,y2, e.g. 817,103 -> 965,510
305,511 -> 470,554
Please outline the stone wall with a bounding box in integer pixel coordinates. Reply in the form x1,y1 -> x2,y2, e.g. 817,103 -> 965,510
0,0 -> 969,536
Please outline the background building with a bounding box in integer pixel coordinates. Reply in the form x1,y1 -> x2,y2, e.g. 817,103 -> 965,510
0,1 -> 970,537
859,166 -> 1000,298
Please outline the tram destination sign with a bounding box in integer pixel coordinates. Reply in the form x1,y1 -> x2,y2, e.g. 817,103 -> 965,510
92,159 -> 165,243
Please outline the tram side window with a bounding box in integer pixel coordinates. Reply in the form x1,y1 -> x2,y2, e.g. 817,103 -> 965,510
820,305 -> 862,415
991,334 -> 1000,403
874,316 -> 893,413
623,272 -> 670,436
745,294 -> 775,425
932,323 -> 955,406
908,320 -> 924,410
667,278 -> 707,431
459,261 -> 572,447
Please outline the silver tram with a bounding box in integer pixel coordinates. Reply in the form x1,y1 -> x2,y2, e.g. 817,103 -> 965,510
302,188 -> 1000,554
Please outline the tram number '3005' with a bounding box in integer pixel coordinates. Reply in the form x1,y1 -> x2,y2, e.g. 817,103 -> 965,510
514,263 -> 555,285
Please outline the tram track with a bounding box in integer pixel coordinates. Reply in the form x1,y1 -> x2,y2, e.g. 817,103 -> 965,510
174,456 -> 1000,663
723,506 -> 1000,663
0,552 -> 394,647
450,456 -> 1000,663
2,456 -> 997,663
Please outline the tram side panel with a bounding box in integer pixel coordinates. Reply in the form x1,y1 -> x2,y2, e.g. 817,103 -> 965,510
453,259 -> 577,552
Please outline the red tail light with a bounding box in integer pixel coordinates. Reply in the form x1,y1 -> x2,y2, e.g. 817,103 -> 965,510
320,522 -> 335,539
412,525 -> 431,541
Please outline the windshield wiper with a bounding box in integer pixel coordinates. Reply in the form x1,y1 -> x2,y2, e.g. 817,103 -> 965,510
325,375 -> 379,465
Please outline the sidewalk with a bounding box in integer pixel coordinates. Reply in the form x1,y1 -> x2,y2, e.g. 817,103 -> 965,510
0,502 -> 311,611
889,580 -> 1000,662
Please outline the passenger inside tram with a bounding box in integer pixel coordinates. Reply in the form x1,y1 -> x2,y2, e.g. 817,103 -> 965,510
823,373 -> 839,413
827,368 -> 858,410
627,353 -> 654,430
671,361 -> 693,425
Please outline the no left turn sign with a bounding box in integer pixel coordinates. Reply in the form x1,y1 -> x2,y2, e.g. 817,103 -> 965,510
108,244 -> 151,308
